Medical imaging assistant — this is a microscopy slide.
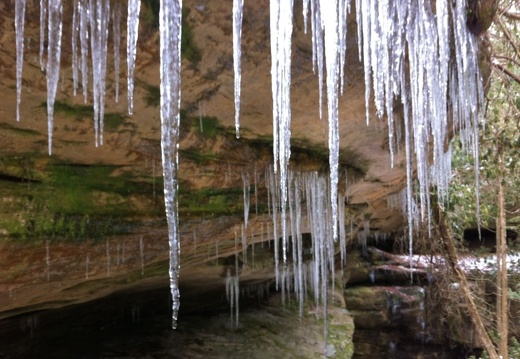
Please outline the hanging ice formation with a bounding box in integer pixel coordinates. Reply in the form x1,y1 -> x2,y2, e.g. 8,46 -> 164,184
159,0 -> 183,330
266,168 -> 338,343
127,0 -> 141,115
89,0 -> 111,147
232,0 -> 244,138
270,0 -> 294,279
12,0 -> 483,331
15,0 -> 26,123
242,173 -> 250,228
357,0 -> 483,249
112,1 -> 122,103
45,0 -> 63,156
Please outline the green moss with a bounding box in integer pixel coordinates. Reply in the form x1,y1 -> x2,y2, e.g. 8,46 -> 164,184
41,101 -> 126,132
142,2 -> 201,64
193,116 -> 221,138
180,149 -> 220,164
179,186 -> 243,217
291,137 -> 369,175
0,158 -> 163,241
142,0 -> 161,28
144,84 -> 161,108
181,8 -> 202,64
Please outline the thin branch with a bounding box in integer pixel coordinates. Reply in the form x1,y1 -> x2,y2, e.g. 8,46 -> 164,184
493,54 -> 520,67
492,61 -> 520,85
495,13 -> 520,61
501,11 -> 520,21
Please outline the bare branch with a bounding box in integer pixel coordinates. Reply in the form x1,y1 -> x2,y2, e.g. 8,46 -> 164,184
492,61 -> 520,85
501,11 -> 520,21
495,13 -> 520,61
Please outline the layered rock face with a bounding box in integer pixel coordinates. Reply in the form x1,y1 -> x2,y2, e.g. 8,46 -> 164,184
0,0 -> 407,312
0,1 -> 499,358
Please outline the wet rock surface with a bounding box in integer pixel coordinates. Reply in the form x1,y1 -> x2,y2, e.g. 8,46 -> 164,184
0,289 -> 354,359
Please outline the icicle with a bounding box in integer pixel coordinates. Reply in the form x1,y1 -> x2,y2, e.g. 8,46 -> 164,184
85,254 -> 89,279
79,0 -> 89,103
46,0 -> 63,156
338,194 -> 346,267
106,239 -> 110,277
39,0 -> 48,72
254,166 -> 258,215
310,0 -> 324,120
71,0 -> 80,96
270,0 -> 294,275
241,224 -> 247,265
140,236 -> 145,275
15,0 -> 26,123
302,0 -> 309,34
127,0 -> 141,115
113,0 -> 122,103
89,0 -> 110,147
159,0 -> 182,330
232,0 -> 244,138
242,173 -> 250,227
45,240 -> 50,281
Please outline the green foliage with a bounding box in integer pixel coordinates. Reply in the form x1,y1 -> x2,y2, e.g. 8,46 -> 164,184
445,29 -> 520,238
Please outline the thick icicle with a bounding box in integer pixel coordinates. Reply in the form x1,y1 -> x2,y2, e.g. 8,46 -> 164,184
232,0 -> 244,138
15,0 -> 26,122
79,0 -> 90,103
159,0 -> 182,330
71,0 -> 80,96
310,0 -> 324,120
112,0 -> 122,103
127,0 -> 141,115
89,0 -> 110,147
320,0 -> 343,241
270,0 -> 294,271
46,0 -> 63,155
39,0 -> 48,72
356,0 -> 483,241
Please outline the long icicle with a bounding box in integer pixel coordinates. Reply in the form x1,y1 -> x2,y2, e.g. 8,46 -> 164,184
232,0 -> 244,138
159,0 -> 183,330
113,0 -> 122,103
127,0 -> 141,115
15,0 -> 26,122
46,0 -> 63,155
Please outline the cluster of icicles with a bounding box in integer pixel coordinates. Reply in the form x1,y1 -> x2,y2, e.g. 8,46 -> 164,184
14,0 -> 483,330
